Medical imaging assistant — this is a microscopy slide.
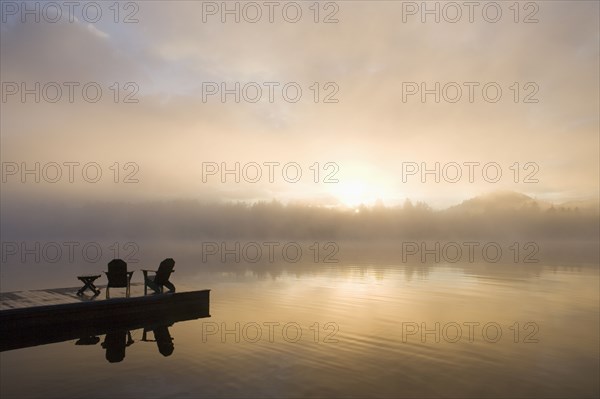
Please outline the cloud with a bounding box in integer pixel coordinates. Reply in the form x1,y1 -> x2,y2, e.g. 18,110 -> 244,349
1,1 -> 598,210
86,23 -> 109,39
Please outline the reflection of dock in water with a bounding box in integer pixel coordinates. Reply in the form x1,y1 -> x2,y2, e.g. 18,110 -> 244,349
0,288 -> 210,352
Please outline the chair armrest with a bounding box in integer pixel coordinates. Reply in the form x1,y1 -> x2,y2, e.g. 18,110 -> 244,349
141,269 -> 157,278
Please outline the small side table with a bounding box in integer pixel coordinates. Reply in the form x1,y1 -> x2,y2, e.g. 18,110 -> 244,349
77,274 -> 101,296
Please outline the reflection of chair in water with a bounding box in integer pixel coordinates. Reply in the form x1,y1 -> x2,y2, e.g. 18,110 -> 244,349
142,258 -> 176,295
104,259 -> 134,299
142,325 -> 174,356
101,331 -> 134,363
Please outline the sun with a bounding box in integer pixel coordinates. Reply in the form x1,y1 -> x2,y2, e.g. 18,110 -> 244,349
329,179 -> 392,208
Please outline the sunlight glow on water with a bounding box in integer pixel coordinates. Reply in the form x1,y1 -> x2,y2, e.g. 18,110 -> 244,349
1,261 -> 599,398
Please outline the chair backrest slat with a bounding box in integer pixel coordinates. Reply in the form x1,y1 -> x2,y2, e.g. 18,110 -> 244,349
155,258 -> 175,285
107,259 -> 128,287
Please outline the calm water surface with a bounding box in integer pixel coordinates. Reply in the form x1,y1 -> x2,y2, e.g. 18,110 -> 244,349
1,259 -> 598,398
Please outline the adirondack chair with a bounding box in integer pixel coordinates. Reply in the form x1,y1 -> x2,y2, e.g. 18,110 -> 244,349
104,259 -> 134,299
142,258 -> 176,295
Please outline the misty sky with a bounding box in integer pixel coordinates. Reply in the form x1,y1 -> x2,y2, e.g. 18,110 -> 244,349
1,1 -> 598,209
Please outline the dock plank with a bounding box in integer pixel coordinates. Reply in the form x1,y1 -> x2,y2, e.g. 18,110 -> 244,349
0,284 -> 145,311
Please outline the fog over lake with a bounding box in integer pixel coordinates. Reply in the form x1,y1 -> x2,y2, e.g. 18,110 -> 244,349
1,1 -> 598,398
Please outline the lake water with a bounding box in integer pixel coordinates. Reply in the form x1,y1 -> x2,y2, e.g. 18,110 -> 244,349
1,246 -> 599,398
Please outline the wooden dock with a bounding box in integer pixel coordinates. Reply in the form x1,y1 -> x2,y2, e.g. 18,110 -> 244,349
0,287 -> 211,352
0,284 -> 148,311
